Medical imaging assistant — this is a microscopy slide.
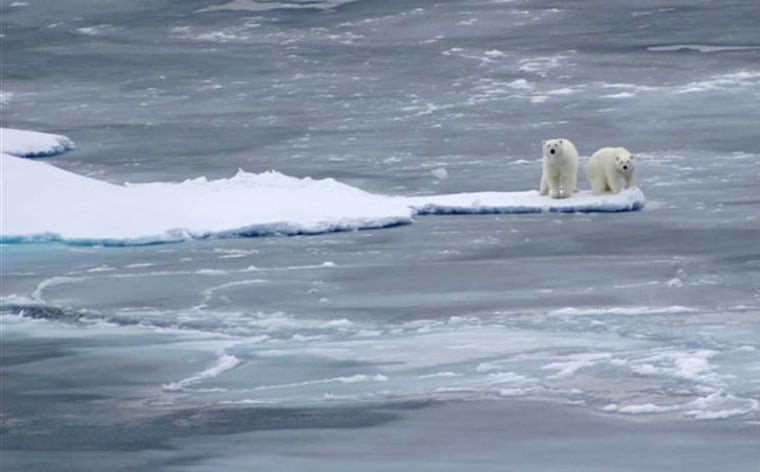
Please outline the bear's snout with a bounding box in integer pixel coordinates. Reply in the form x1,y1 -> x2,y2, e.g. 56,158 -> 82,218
622,164 -> 629,170
550,149 -> 556,155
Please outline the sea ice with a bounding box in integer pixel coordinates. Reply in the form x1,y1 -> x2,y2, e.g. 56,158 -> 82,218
0,127 -> 75,157
406,188 -> 645,215
1,128 -> 646,245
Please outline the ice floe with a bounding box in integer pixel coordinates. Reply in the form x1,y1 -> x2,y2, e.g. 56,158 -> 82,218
1,128 -> 645,245
1,127 -> 75,158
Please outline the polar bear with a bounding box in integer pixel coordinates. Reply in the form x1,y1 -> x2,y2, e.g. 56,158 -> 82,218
539,138 -> 578,199
585,147 -> 636,194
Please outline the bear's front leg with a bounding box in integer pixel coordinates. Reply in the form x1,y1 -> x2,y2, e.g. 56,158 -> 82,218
605,168 -> 621,194
548,176 -> 562,199
571,162 -> 579,194
540,175 -> 550,195
562,172 -> 577,197
607,179 -> 621,194
624,174 -> 635,189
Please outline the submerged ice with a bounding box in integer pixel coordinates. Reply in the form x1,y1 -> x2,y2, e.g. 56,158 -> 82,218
136,306 -> 760,420
5,300 -> 757,422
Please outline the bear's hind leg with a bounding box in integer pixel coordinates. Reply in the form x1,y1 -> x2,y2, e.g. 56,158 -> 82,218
588,174 -> 606,195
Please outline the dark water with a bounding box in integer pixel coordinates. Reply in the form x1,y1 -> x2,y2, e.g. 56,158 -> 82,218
2,1 -> 760,470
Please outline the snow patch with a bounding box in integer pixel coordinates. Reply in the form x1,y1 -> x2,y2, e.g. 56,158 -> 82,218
542,353 -> 613,378
430,167 -> 449,180
648,44 -> 760,53
253,374 -> 388,392
549,306 -> 697,317
197,0 -> 359,13
163,353 -> 241,392
615,403 -> 681,414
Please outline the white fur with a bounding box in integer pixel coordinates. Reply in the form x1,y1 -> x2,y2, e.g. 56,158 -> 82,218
585,147 -> 636,194
539,138 -> 579,199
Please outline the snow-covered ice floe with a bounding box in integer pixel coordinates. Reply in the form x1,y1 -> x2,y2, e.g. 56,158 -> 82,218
1,129 -> 645,246
0,154 -> 414,245
1,127 -> 75,158
406,188 -> 644,215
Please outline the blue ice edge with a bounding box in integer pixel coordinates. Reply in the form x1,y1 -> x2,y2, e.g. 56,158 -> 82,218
408,188 -> 646,216
0,220 -> 414,248
0,191 -> 644,247
14,144 -> 76,159
413,200 -> 645,215
2,134 -> 76,159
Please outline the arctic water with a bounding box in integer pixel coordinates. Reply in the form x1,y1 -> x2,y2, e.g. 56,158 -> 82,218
2,1 -> 759,471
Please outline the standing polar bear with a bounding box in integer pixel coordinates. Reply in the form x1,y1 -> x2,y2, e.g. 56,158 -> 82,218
540,138 -> 578,199
585,147 -> 636,194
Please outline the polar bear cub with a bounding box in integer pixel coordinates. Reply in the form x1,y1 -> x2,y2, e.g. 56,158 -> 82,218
585,147 -> 636,194
540,138 -> 578,199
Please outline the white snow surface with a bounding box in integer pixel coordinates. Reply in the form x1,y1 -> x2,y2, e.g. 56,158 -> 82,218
1,129 -> 645,245
1,153 -> 414,244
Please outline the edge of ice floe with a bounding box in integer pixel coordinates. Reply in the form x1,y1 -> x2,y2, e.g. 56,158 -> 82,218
0,127 -> 76,158
0,187 -> 645,246
0,218 -> 414,247
406,187 -> 645,215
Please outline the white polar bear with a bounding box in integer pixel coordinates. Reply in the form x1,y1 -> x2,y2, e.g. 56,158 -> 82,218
585,147 -> 636,194
539,138 -> 578,199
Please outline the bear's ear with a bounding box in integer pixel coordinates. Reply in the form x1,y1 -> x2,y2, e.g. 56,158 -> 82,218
630,155 -> 635,160
542,140 -> 546,146
616,155 -> 621,162
558,139 -> 563,144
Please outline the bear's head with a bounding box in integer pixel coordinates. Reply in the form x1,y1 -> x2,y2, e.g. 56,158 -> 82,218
542,139 -> 565,158
615,151 -> 635,174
